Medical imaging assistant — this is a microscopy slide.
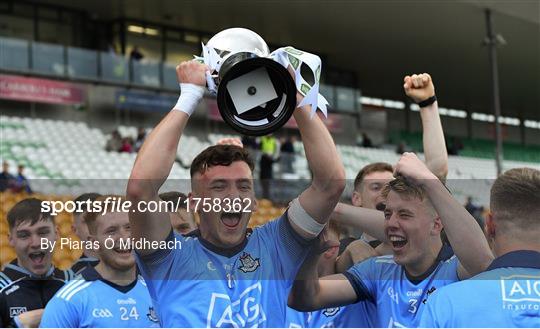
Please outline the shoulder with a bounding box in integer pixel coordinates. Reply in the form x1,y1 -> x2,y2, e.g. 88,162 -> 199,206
253,214 -> 286,230
53,276 -> 94,303
0,270 -> 14,292
371,255 -> 399,273
349,255 -> 396,278
442,254 -> 458,265
0,267 -> 27,295
137,274 -> 148,288
373,254 -> 396,264
53,268 -> 75,282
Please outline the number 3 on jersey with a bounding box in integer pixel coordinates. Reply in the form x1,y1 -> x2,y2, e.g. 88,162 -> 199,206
407,299 -> 418,314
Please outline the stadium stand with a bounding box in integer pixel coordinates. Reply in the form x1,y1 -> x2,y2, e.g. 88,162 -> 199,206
392,131 -> 540,163
2,115 -> 539,197
1,114 -> 539,270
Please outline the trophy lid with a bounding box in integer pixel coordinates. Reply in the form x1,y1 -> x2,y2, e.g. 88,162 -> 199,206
207,28 -> 270,57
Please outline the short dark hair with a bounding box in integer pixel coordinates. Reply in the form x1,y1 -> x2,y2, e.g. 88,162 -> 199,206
84,195 -> 126,234
353,162 -> 393,191
190,145 -> 254,177
381,176 -> 429,202
490,167 -> 540,230
7,198 -> 55,231
159,191 -> 188,210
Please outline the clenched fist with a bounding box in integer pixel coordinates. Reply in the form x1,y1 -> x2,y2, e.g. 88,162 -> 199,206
403,73 -> 435,104
176,61 -> 209,86
216,137 -> 243,148
394,152 -> 438,185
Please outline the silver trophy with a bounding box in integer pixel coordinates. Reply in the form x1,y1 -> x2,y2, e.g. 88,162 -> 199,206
203,28 -> 297,136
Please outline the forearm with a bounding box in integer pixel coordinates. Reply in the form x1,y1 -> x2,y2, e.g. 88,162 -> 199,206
423,179 -> 493,274
288,255 -> 323,311
333,203 -> 386,242
127,110 -> 187,247
420,101 -> 448,181
16,309 -> 43,328
128,110 -> 189,199
293,106 -> 345,223
294,107 -> 344,194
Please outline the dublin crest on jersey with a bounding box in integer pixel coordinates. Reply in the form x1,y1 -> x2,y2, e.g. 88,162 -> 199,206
323,307 -> 340,317
238,252 -> 260,273
147,307 -> 159,323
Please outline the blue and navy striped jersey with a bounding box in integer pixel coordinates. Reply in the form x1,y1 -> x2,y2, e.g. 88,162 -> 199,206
135,214 -> 312,327
420,250 -> 540,328
40,266 -> 159,328
344,244 -> 459,327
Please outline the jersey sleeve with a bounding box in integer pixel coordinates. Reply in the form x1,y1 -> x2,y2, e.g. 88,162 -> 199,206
134,230 -> 190,307
39,296 -> 80,328
343,257 -> 378,302
256,212 -> 313,282
134,230 -> 188,280
0,294 -> 8,328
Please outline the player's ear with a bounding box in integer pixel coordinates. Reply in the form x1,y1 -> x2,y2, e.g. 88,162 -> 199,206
251,197 -> 258,213
8,228 -> 14,247
351,190 -> 362,207
485,212 -> 496,238
87,232 -> 97,244
54,224 -> 60,241
431,216 -> 443,235
187,192 -> 197,213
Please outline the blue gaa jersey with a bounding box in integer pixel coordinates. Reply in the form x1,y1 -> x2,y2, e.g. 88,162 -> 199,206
285,306 -> 309,328
344,244 -> 459,328
135,214 -> 312,327
40,266 -> 159,328
286,303 -> 374,328
420,250 -> 540,328
331,300 -> 376,327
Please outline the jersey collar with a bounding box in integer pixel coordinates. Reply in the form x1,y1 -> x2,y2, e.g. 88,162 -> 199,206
76,254 -> 100,266
186,228 -> 253,258
5,259 -> 55,279
81,266 -> 138,293
404,243 -> 454,284
487,250 -> 540,271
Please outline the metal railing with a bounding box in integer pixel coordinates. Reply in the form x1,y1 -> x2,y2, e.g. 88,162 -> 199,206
0,36 -> 361,113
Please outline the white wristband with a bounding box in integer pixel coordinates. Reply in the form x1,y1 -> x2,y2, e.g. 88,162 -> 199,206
173,83 -> 205,116
288,198 -> 326,236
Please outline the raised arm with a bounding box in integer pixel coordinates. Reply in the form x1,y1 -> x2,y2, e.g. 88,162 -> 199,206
127,62 -> 207,254
288,237 -> 357,311
394,153 -> 494,278
404,74 -> 448,181
291,104 -> 346,239
332,203 -> 386,242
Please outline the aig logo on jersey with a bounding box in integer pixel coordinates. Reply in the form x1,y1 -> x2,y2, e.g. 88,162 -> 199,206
500,275 -> 540,311
238,252 -> 260,273
9,307 -> 27,318
207,282 -> 266,327
92,308 -> 113,318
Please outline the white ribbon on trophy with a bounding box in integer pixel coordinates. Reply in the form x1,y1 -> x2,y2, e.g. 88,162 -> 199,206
197,44 -> 329,119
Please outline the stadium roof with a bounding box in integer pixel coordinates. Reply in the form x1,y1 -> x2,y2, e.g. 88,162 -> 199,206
34,0 -> 539,120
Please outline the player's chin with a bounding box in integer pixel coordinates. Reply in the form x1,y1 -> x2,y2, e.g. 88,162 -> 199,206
217,228 -> 245,248
29,263 -> 49,276
112,257 -> 136,271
